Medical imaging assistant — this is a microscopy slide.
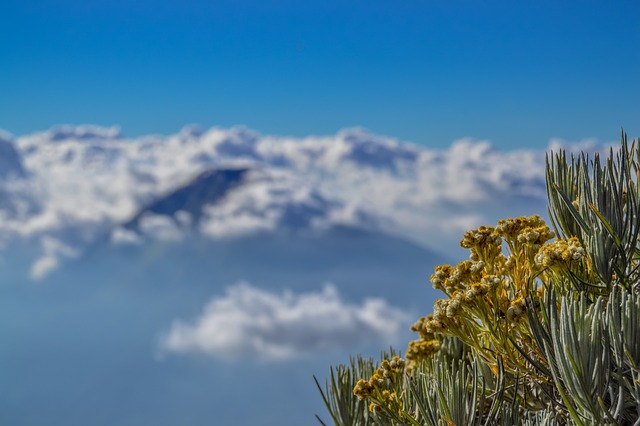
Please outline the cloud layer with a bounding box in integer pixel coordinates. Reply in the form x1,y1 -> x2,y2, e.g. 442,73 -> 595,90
0,124 -> 616,276
159,282 -> 409,360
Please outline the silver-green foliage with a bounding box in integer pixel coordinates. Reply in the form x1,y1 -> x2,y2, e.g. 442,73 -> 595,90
315,354 -> 378,426
536,289 -> 640,425
316,131 -> 640,425
546,131 -> 640,291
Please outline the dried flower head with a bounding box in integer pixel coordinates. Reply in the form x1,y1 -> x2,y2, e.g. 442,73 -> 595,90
535,237 -> 585,268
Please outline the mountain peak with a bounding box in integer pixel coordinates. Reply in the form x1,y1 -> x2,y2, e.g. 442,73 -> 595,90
126,167 -> 250,230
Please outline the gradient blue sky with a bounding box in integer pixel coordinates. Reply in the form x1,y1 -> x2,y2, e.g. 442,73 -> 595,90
1,0 -> 639,148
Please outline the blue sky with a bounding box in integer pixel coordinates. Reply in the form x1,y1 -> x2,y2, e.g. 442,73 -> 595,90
1,0 -> 639,148
2,3 -> 639,423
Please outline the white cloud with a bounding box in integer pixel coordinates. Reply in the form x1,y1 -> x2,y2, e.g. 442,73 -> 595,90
0,124 -> 618,273
198,168 -> 375,238
159,282 -> 409,360
254,133 -> 552,249
110,227 -> 143,245
29,236 -> 80,280
30,255 -> 59,280
138,212 -> 186,242
200,207 -> 278,238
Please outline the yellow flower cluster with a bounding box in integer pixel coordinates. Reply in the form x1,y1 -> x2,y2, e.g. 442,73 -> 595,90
355,215 -> 589,411
380,356 -> 406,379
460,225 -> 502,262
352,356 -> 406,401
405,338 -> 440,366
408,216 -> 561,373
430,260 -> 487,297
495,215 -> 553,245
506,297 -> 526,321
353,378 -> 375,400
534,237 -> 585,268
368,390 -> 401,414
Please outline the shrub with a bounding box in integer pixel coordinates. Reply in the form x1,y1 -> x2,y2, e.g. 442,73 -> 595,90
315,131 -> 640,425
